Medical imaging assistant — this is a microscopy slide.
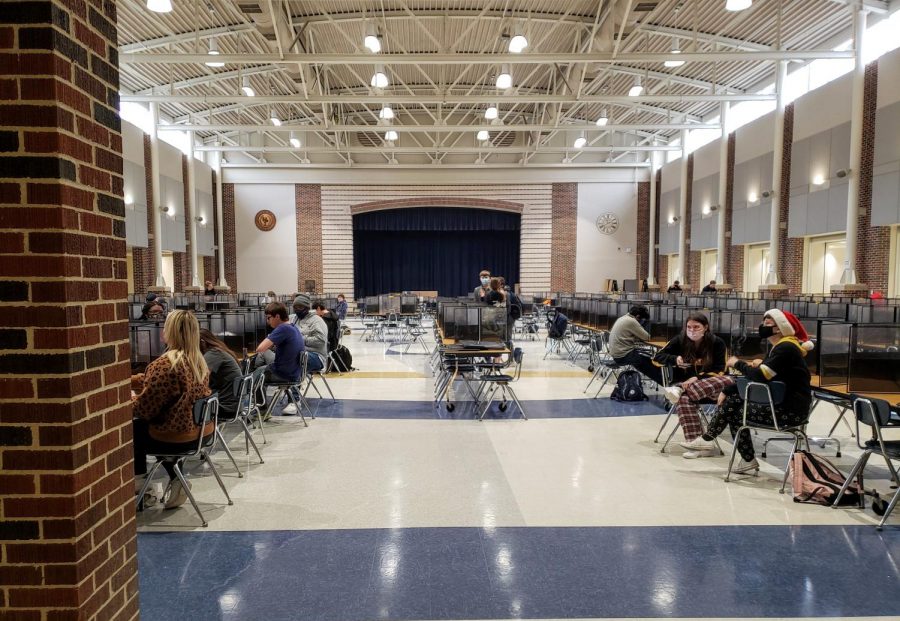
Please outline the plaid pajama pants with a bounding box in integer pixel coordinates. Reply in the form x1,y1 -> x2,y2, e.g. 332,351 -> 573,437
673,375 -> 736,441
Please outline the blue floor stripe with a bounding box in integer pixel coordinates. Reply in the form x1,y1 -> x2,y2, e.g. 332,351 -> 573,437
138,525 -> 900,620
298,398 -> 667,420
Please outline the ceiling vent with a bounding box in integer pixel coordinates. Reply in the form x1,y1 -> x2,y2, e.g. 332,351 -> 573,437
357,132 -> 383,147
238,3 -> 263,14
634,2 -> 659,10
489,131 -> 515,147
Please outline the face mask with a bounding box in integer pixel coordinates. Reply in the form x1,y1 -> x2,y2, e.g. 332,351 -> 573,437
297,308 -> 309,320
758,324 -> 775,339
481,278 -> 490,286
685,329 -> 705,342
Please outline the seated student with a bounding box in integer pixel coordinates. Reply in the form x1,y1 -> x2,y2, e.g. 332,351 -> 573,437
608,305 -> 656,379
335,294 -> 349,321
132,310 -> 212,510
474,270 -> 491,302
701,280 -> 717,294
290,294 -> 328,371
667,280 -> 683,293
313,302 -> 341,354
653,314 -> 730,455
198,329 -> 242,419
254,302 -> 305,414
266,290 -> 277,304
204,281 -> 216,296
140,292 -> 166,320
679,309 -> 814,473
484,277 -> 507,306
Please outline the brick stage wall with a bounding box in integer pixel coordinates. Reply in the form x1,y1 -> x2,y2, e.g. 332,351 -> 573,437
0,1 -> 139,619
296,184 -> 324,292
550,183 -> 577,292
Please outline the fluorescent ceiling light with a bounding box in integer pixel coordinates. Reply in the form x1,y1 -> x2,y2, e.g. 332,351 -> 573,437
725,0 -> 752,11
385,130 -> 398,141
485,105 -> 498,120
205,39 -> 224,67
241,76 -> 255,97
147,0 -> 173,12
379,105 -> 394,119
595,108 -> 609,126
476,130 -> 490,141
371,67 -> 389,88
628,76 -> 644,97
508,34 -> 528,53
496,64 -> 512,89
573,135 -> 587,149
289,131 -> 301,148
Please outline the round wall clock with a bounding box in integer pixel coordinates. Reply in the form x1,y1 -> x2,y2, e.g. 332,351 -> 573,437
254,210 -> 276,231
596,212 -> 619,235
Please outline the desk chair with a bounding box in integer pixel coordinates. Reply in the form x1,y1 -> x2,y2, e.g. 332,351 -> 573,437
359,311 -> 378,341
543,327 -> 571,359
216,374 -> 265,466
653,367 -> 724,455
303,353 -> 336,403
402,314 -> 430,353
725,379 -> 807,493
567,326 -> 595,367
263,351 -> 312,426
586,332 -> 632,398
135,394 -> 233,527
833,396 -> 900,529
477,348 -> 526,421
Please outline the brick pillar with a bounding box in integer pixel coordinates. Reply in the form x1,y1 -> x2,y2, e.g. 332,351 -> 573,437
658,255 -> 669,291
777,104 -> 803,293
222,182 -> 236,290
550,182 -> 577,291
856,61 -> 889,293
130,133 -> 153,293
296,183 -> 323,292
203,255 -> 215,285
635,181 -> 650,280
0,2 -> 139,620
683,155 -> 697,289
723,134 -> 741,290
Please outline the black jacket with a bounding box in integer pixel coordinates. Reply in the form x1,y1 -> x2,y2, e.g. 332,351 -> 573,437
653,333 -> 727,379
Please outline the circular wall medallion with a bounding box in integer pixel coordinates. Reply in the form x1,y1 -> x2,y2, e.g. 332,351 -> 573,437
596,212 -> 619,235
254,210 -> 276,231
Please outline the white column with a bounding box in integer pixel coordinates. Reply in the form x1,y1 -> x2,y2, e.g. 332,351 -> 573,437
716,102 -> 730,284
149,102 -> 166,289
186,136 -> 200,288
765,60 -> 787,286
647,147 -> 658,287
214,149 -> 228,288
676,129 -> 689,283
840,9 -> 867,285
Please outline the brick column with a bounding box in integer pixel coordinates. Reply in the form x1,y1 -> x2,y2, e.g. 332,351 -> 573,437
550,182 -> 576,291
856,61 -> 889,293
723,134 -> 742,290
684,155 -> 699,289
296,183 -> 323,292
0,2 -> 138,620
222,181 -> 236,290
635,181 -> 650,280
778,104 -> 804,293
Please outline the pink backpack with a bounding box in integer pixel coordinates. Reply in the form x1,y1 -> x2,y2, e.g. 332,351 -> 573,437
789,450 -> 861,506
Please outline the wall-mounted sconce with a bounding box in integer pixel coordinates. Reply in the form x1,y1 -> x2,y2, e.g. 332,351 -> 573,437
669,215 -> 679,224
195,216 -> 206,225
761,189 -> 773,199
708,204 -> 719,212
812,174 -> 826,186
835,168 -> 849,178
747,192 -> 758,203
159,205 -> 170,213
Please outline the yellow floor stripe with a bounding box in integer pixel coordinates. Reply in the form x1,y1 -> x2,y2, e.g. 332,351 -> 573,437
329,371 -> 429,379
520,370 -> 591,378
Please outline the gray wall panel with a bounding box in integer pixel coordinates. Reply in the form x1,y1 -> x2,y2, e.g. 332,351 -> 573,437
790,139 -> 810,190
788,193 -> 808,238
871,171 -> 900,226
123,159 -> 148,248
874,101 -> 900,167
659,221 -> 679,254
826,183 -> 848,233
828,122 -> 852,177
806,190 -> 828,235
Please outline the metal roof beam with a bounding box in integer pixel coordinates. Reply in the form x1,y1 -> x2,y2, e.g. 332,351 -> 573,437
168,122 -> 718,133
118,24 -> 258,53
637,24 -> 773,52
194,145 -> 681,153
131,65 -> 282,96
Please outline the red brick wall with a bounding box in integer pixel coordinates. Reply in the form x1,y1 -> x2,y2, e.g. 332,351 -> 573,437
0,2 -> 138,619
682,155 -> 695,289
724,134 -> 741,290
658,254 -> 669,291
635,181 -> 650,280
550,183 -> 577,291
222,182 -> 236,289
130,133 -> 154,293
857,61 -> 889,293
296,184 -> 324,292
778,104 -> 804,293
203,255 -> 215,285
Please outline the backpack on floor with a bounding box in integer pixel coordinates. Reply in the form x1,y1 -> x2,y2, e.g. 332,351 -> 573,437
508,291 -> 523,321
789,450 -> 861,507
547,312 -> 568,339
610,370 -> 648,402
332,345 -> 354,372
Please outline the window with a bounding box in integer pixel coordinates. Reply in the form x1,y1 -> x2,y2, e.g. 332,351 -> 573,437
805,234 -> 846,294
744,244 -> 770,293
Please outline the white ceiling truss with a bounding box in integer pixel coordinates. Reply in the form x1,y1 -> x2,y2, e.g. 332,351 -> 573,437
114,0 -> 891,168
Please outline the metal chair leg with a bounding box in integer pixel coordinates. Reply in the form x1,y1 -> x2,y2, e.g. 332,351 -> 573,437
239,419 -> 265,463
213,427 -> 243,477
196,453 -> 233,506
172,461 -> 209,527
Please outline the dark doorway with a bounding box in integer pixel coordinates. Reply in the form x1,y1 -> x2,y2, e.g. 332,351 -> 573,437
353,207 -> 520,297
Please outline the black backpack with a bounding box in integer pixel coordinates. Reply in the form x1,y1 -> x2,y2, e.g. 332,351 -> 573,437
547,312 -> 568,338
610,370 -> 648,402
508,292 -> 523,320
332,345 -> 353,372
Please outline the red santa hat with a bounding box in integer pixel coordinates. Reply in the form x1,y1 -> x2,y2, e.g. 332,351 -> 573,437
765,308 -> 814,351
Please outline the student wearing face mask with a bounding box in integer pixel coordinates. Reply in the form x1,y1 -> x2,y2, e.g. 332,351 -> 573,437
679,309 -> 813,473
474,270 -> 491,301
651,313 -> 730,454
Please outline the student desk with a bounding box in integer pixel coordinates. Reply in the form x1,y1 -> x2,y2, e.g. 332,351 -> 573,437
434,335 -> 510,412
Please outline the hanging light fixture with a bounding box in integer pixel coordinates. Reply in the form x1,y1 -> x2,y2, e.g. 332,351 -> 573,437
725,0 -> 752,10
371,65 -> 389,88
364,22 -> 382,53
146,0 -> 173,12
484,105 -> 498,120
289,131 -> 301,148
508,32 -> 528,53
628,75 -> 644,97
205,39 -> 224,67
384,129 -> 399,142
269,108 -> 281,126
476,130 -> 490,142
595,108 -> 609,126
573,132 -> 587,149
495,64 -> 512,89
664,39 -> 685,68
241,76 -> 255,97
379,104 -> 395,120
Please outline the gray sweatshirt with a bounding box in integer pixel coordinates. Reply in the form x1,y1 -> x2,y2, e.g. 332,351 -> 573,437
290,312 -> 328,358
608,314 -> 651,359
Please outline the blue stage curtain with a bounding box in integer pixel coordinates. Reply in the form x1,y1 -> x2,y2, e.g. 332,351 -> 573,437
353,207 -> 520,297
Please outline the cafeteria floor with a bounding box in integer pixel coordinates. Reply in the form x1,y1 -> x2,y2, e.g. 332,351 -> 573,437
136,317 -> 900,621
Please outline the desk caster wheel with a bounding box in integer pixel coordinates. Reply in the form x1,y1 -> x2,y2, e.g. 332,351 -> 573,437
588,366 -> 595,372
446,403 -> 455,412
499,402 -> 508,412
872,494 -> 887,517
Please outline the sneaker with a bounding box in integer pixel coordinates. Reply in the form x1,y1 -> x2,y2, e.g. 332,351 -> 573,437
663,386 -> 684,404
682,449 -> 718,459
679,436 -> 717,452
282,402 -> 298,415
731,458 -> 760,475
164,479 -> 190,510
